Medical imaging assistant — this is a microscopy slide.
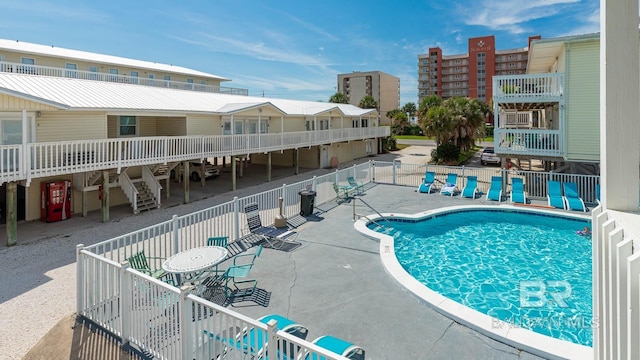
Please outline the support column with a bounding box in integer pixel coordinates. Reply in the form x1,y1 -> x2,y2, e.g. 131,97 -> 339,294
222,156 -> 226,168
294,149 -> 299,175
182,160 -> 190,204
165,178 -> 171,199
81,190 -> 88,217
6,182 -> 17,246
101,171 -> 110,223
267,152 -> 272,182
239,158 -> 244,178
231,157 -> 237,191
600,0 -> 640,210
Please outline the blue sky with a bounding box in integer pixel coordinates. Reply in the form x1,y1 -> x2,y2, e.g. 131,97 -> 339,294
0,0 -> 599,106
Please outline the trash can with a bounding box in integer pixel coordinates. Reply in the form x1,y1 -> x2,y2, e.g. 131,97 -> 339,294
299,190 -> 317,216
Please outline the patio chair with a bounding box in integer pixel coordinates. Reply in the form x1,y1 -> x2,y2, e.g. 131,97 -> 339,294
347,176 -> 365,195
243,203 -> 298,249
418,171 -> 436,193
127,250 -> 174,285
547,180 -> 566,209
486,176 -> 503,201
332,183 -> 350,203
510,178 -> 527,204
306,335 -> 365,360
223,245 -> 263,300
563,182 -> 587,212
440,173 -> 459,196
203,314 -> 309,360
461,176 -> 478,199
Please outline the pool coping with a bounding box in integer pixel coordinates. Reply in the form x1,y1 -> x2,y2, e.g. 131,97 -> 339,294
354,204 -> 593,360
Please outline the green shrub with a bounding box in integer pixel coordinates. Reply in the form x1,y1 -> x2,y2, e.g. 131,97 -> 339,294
384,136 -> 397,151
432,142 -> 460,164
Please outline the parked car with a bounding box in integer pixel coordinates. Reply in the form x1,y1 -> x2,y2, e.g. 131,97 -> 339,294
172,161 -> 220,181
480,147 -> 500,166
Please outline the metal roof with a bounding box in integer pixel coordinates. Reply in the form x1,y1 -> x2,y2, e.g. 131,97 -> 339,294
0,73 -> 377,117
527,33 -> 600,74
0,39 -> 230,82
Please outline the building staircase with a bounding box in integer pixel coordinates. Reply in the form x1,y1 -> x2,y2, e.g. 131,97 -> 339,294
132,180 -> 159,213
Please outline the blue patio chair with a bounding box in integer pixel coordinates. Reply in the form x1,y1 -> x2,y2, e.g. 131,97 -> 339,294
563,182 -> 587,212
461,176 -> 478,199
418,171 -> 436,193
547,180 -> 566,209
486,176 -> 503,201
203,314 -> 308,360
222,245 -> 263,300
440,173 -> 459,196
347,176 -> 365,195
306,335 -> 365,360
510,178 -> 526,204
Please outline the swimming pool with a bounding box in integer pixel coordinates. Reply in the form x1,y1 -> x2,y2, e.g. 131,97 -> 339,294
355,205 -> 593,359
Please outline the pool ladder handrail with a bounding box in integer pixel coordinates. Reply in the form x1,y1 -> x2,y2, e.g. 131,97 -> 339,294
352,197 -> 391,229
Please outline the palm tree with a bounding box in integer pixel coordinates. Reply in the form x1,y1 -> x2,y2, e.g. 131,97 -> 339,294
328,92 -> 349,104
386,109 -> 402,120
423,105 -> 453,146
417,95 -> 442,126
401,102 -> 417,117
392,112 -> 410,135
358,95 -> 378,110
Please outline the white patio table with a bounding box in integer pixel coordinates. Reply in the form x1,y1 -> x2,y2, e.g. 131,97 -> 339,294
162,246 -> 228,286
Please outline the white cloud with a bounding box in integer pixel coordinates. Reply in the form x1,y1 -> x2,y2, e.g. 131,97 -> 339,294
461,0 -> 580,34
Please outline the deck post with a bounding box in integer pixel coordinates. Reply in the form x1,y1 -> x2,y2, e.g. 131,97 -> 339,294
231,157 -> 237,191
101,171 -> 109,223
182,160 -> 190,204
294,149 -> 299,175
5,182 -> 17,246
267,152 -> 272,182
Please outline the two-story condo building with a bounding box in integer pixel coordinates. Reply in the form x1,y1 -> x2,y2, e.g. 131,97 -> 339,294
492,33 -> 601,174
0,39 -> 387,243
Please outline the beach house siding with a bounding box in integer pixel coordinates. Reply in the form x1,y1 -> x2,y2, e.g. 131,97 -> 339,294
186,114 -> 219,136
565,39 -> 600,162
0,95 -> 58,112
37,112 -> 106,141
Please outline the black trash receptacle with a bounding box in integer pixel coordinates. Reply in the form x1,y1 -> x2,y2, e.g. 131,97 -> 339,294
299,190 -> 317,216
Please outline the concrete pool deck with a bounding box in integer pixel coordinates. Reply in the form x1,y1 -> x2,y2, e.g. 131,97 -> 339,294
207,183 -> 590,359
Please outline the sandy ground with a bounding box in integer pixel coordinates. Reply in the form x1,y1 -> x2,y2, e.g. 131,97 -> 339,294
1,145 -> 435,360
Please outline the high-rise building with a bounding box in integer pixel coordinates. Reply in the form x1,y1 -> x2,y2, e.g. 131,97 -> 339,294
337,71 -> 400,126
417,35 -> 541,104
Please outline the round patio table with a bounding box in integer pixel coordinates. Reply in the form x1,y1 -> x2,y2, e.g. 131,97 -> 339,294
162,246 -> 228,285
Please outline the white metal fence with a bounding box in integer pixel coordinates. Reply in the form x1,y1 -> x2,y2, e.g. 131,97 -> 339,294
77,160 -> 602,359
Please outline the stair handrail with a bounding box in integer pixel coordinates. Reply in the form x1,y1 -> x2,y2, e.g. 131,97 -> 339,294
118,172 -> 138,213
142,166 -> 162,208
352,197 -> 391,229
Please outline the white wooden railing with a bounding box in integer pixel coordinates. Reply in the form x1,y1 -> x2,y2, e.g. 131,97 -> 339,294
0,127 -> 390,185
118,172 -> 138,213
142,166 -> 162,209
495,128 -> 562,157
493,73 -> 564,100
0,61 -> 249,95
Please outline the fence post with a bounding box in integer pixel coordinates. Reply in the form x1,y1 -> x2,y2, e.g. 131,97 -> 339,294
371,161 -> 376,183
172,215 -> 179,254
76,244 -> 85,314
501,168 -> 507,200
233,197 -> 240,241
353,164 -> 357,180
119,261 -> 131,346
312,176 -> 317,192
266,319 -> 278,359
282,184 -> 287,217
335,169 -> 339,184
461,165 -> 465,187
392,160 -> 397,185
180,285 -> 192,360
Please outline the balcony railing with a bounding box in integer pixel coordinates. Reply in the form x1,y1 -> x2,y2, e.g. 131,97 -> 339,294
493,73 -> 564,100
0,127 -> 390,184
0,61 -> 249,95
495,128 -> 562,157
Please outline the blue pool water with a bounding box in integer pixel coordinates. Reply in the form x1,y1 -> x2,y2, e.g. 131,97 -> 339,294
370,209 -> 592,346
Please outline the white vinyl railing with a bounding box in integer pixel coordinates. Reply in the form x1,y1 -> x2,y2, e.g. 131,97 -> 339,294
118,172 -> 138,213
493,73 -> 564,100
592,207 -> 640,360
0,127 -> 389,185
0,61 -> 249,95
495,128 -> 562,157
142,166 -> 162,209
77,160 -> 608,359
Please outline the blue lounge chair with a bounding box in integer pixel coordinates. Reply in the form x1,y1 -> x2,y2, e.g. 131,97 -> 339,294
461,176 -> 478,199
563,182 -> 587,212
440,173 -> 459,196
418,171 -> 436,193
204,314 -> 308,359
486,176 -> 503,201
306,335 -> 365,360
547,180 -> 565,209
510,178 -> 526,204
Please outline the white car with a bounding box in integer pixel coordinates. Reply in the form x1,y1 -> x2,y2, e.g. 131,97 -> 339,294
480,147 -> 500,166
172,161 -> 221,181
